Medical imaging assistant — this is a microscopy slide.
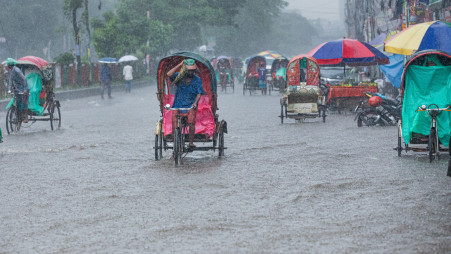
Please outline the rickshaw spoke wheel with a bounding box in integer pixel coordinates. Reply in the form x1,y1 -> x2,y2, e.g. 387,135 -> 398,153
6,107 -> 20,134
218,129 -> 225,157
174,128 -> 182,166
428,128 -> 436,163
154,135 -> 160,161
280,105 -> 284,124
50,103 -> 61,131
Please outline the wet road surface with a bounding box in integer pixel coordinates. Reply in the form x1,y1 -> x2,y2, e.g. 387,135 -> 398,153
0,84 -> 450,253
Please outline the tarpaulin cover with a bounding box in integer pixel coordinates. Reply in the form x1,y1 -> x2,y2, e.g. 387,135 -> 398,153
17,56 -> 50,70
327,86 -> 377,103
6,73 -> 44,115
379,54 -> 404,88
26,73 -> 44,115
275,67 -> 286,81
402,65 -> 451,146
163,95 -> 215,137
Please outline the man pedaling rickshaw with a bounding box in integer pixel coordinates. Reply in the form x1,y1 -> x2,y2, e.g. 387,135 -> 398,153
167,59 -> 205,148
6,58 -> 29,123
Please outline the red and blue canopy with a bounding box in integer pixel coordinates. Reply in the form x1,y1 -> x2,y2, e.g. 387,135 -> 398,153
307,38 -> 389,66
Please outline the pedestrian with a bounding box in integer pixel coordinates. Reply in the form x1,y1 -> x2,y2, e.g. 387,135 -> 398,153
123,63 -> 133,93
6,58 -> 29,122
100,63 -> 112,99
257,63 -> 267,94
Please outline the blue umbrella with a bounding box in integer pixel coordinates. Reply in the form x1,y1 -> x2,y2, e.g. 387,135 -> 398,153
99,57 -> 117,63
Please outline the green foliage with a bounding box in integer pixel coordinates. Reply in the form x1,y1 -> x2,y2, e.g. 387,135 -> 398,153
54,52 -> 75,65
91,0 -> 244,58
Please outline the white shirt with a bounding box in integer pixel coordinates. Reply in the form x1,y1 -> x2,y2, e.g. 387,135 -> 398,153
123,65 -> 133,81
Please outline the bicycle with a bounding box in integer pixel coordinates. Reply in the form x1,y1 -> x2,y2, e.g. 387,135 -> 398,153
416,104 -> 451,165
164,105 -> 194,166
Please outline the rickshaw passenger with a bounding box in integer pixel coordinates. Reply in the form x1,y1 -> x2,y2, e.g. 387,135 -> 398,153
167,59 -> 205,147
6,58 -> 29,123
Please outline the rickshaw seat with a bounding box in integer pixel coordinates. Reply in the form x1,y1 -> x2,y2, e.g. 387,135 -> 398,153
163,94 -> 215,137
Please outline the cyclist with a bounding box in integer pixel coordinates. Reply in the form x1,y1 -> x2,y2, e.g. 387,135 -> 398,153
167,59 -> 205,147
6,58 -> 29,123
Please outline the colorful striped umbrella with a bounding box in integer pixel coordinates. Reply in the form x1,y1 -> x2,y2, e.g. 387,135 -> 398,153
257,50 -> 282,59
307,38 -> 389,66
384,21 -> 451,55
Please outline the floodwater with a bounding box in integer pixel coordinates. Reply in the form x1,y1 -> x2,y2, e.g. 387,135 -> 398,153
0,84 -> 450,253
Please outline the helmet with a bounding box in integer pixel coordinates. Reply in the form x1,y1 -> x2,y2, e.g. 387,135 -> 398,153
368,96 -> 382,107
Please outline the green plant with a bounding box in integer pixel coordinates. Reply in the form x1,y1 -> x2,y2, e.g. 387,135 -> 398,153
54,52 -> 75,65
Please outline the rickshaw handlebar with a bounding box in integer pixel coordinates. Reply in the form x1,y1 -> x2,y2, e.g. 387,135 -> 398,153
416,104 -> 451,113
164,104 -> 192,111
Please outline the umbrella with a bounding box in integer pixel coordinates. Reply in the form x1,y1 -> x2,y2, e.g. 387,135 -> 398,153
198,45 -> 214,52
257,50 -> 282,59
369,31 -> 399,47
99,57 -> 117,63
307,38 -> 389,66
17,56 -> 50,70
118,55 -> 138,63
384,21 -> 451,55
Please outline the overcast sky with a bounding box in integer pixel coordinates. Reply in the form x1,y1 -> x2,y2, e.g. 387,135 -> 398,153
284,0 -> 342,22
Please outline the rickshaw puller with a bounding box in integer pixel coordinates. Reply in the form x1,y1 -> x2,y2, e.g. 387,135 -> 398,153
167,59 -> 205,148
6,58 -> 29,123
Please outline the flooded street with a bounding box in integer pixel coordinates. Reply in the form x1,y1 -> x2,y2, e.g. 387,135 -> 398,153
0,83 -> 450,253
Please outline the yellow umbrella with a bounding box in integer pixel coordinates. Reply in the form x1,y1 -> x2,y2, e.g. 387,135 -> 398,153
384,21 -> 451,55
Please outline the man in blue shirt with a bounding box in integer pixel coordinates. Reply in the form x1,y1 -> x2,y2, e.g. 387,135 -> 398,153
167,59 -> 205,147
6,58 -> 29,122
100,63 -> 112,99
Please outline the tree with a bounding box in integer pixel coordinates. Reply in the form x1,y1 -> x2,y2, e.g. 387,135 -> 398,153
63,0 -> 84,85
91,0 -> 244,58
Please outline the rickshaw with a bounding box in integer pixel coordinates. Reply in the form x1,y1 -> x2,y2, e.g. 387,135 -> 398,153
269,57 -> 289,92
395,50 -> 451,176
5,56 -> 61,134
243,55 -> 270,95
280,55 -> 327,123
154,52 -> 227,166
214,56 -> 234,93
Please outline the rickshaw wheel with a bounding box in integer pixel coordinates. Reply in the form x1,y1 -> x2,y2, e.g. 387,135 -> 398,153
6,106 -> 19,134
397,136 -> 402,157
428,128 -> 436,163
218,129 -> 225,157
50,103 -> 61,131
280,105 -> 284,124
174,128 -> 182,166
448,137 -> 451,177
155,134 -> 160,161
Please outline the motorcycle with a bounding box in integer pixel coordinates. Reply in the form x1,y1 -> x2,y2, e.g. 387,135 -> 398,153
355,92 -> 401,127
